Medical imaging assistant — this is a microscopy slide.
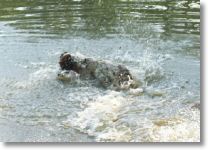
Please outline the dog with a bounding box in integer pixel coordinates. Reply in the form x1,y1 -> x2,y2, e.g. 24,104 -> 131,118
57,52 -> 140,90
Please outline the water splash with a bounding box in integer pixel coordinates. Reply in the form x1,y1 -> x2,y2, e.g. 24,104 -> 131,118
64,91 -> 135,142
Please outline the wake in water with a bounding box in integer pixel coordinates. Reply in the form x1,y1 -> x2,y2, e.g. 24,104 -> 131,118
0,50 -> 200,142
53,51 -> 199,142
62,91 -> 200,142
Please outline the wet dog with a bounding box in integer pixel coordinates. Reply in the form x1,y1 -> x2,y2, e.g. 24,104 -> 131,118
57,52 -> 140,90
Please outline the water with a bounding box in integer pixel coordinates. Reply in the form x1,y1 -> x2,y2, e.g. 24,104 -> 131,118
0,0 -> 200,142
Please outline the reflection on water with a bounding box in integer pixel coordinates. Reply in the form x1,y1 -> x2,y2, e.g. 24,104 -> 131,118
0,0 -> 200,142
0,0 -> 200,37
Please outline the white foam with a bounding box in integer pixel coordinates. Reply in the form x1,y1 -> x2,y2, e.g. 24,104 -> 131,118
128,88 -> 144,96
65,92 -> 200,142
65,91 -> 134,141
57,70 -> 80,82
96,125 -> 132,142
134,108 -> 200,142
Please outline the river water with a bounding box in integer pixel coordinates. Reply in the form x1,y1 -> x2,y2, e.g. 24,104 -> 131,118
0,0 -> 200,142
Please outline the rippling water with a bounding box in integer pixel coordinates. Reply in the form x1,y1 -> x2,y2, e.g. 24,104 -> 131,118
0,0 -> 200,142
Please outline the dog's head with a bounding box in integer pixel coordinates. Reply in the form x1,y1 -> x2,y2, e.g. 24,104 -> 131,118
59,52 -> 72,70
59,52 -> 80,73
